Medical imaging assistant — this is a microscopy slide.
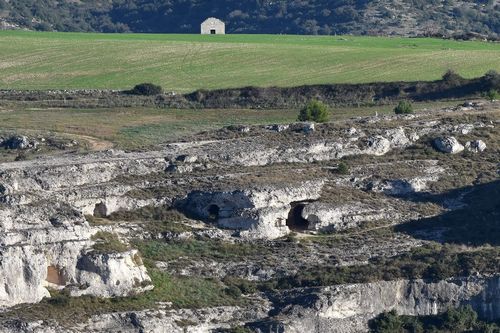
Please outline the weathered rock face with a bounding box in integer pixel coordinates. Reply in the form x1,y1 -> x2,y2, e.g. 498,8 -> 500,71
0,203 -> 90,307
258,275 -> 500,333
0,304 -> 271,333
433,136 -> 465,154
0,106 -> 497,331
301,202 -> 394,232
3,275 -> 498,333
72,250 -> 152,298
176,180 -> 325,239
0,202 -> 152,307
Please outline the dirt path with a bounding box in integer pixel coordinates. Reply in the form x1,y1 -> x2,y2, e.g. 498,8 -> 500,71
67,134 -> 114,151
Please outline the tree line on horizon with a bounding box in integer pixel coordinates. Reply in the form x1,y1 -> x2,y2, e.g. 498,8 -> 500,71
0,0 -> 498,38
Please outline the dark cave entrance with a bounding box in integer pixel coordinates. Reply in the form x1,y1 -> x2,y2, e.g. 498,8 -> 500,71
286,203 -> 309,232
208,204 -> 220,222
93,202 -> 107,218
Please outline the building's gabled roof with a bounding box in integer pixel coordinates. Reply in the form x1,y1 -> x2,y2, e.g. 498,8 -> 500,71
201,17 -> 224,25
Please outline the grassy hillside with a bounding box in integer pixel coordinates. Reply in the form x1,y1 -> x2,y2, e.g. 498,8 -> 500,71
0,31 -> 499,92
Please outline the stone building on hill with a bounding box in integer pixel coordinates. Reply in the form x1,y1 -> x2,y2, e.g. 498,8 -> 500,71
201,17 -> 225,35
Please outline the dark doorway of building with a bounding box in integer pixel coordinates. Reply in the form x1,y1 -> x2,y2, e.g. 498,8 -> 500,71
208,204 -> 220,222
210,29 -> 216,34
286,203 -> 309,232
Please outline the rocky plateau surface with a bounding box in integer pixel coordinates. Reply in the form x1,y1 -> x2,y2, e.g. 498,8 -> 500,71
0,102 -> 498,332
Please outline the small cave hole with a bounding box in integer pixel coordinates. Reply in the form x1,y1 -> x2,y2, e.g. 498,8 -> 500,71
207,204 -> 220,222
286,203 -> 309,232
93,202 -> 107,218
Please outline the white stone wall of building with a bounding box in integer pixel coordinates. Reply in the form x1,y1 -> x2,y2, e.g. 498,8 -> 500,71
201,17 -> 225,34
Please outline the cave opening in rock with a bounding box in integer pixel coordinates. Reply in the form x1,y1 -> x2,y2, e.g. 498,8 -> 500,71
208,204 -> 220,222
286,203 -> 309,232
93,202 -> 107,218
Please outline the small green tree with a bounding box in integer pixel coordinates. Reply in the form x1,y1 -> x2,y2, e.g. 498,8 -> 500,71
337,161 -> 350,175
298,100 -> 329,123
394,100 -> 414,115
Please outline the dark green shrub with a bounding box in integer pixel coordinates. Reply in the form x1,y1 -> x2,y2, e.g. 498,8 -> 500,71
369,310 -> 404,333
442,305 -> 477,331
224,285 -> 242,298
128,83 -> 163,96
369,306 -> 496,333
298,100 -> 329,123
484,89 -> 500,101
394,100 -> 414,115
337,161 -> 350,174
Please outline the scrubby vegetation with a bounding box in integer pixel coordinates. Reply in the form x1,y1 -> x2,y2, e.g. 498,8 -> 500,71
260,243 -> 500,290
370,306 -> 500,333
394,101 -> 414,115
484,89 -> 500,101
336,162 -> 350,175
91,231 -> 129,254
134,238 -> 267,263
0,268 -> 243,325
298,100 -> 329,123
107,205 -> 194,234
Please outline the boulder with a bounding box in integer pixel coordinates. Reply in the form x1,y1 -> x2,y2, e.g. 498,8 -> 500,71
465,140 -> 487,153
365,136 -> 391,156
72,250 -> 153,298
4,135 -> 29,150
266,124 -> 289,132
433,137 -> 464,154
385,127 -> 411,147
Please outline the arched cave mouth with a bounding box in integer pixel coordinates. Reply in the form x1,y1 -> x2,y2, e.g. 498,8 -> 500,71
286,203 -> 309,232
207,204 -> 220,222
93,202 -> 107,218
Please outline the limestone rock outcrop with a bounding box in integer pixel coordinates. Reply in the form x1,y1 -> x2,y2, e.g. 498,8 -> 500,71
258,275 -> 500,333
301,202 -> 395,232
176,180 -> 325,239
465,140 -> 487,153
433,136 -> 464,154
71,250 -> 153,298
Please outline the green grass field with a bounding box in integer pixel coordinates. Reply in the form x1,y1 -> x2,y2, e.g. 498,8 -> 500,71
0,101 -> 465,150
0,31 -> 499,92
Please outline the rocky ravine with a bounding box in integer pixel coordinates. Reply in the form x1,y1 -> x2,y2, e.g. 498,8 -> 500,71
0,102 -> 498,332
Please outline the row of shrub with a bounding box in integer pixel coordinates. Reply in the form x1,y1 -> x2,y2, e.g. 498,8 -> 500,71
370,306 -> 500,333
128,70 -> 500,103
254,244 -> 500,291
